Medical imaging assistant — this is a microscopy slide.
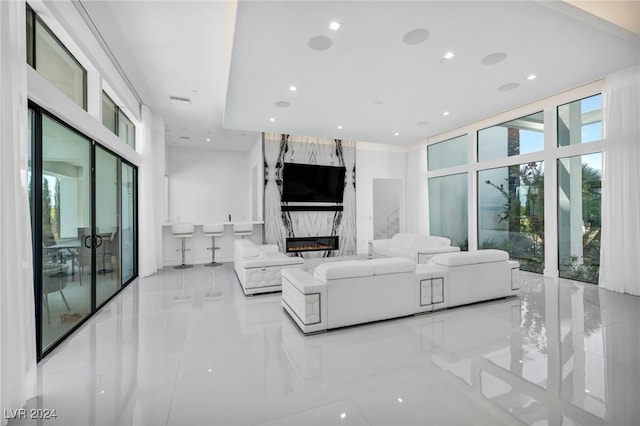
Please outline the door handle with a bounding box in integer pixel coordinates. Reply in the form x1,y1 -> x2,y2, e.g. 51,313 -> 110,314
84,235 -> 92,248
95,235 -> 103,248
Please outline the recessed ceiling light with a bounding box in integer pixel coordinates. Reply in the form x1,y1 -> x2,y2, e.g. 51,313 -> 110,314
443,111 -> 450,116
394,132 -> 400,136
444,52 -> 455,59
337,125 -> 343,130
397,397 -> 403,403
329,21 -> 341,31
205,138 -> 211,142
339,413 -> 347,419
269,117 -> 276,122
289,85 -> 297,92
527,74 -> 538,80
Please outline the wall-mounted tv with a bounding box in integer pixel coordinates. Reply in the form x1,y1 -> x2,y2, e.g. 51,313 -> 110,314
281,162 -> 346,203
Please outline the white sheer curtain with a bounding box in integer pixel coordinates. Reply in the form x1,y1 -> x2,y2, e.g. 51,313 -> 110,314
138,105 -> 158,277
599,65 -> 640,296
0,1 -> 37,423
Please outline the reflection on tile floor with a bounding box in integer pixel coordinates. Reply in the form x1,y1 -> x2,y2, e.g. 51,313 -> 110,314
11,263 -> 640,425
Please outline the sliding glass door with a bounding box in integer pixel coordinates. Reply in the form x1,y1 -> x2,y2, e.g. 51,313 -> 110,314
95,146 -> 121,306
121,163 -> 137,283
40,114 -> 92,351
30,105 -> 138,358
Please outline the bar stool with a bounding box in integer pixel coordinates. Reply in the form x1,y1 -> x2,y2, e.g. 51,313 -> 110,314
203,223 -> 224,267
233,223 -> 253,239
171,223 -> 195,269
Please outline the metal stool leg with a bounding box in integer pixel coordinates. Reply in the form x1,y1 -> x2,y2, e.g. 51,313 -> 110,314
204,236 -> 222,267
174,237 -> 193,269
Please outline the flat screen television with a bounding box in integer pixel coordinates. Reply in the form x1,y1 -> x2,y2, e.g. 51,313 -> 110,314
281,163 -> 346,203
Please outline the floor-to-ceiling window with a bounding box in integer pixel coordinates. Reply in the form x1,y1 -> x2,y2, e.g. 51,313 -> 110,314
39,113 -> 93,350
429,173 -> 468,250
425,86 -> 603,283
30,105 -> 138,358
478,161 -> 544,273
476,111 -> 545,273
427,135 -> 469,250
557,94 -> 603,283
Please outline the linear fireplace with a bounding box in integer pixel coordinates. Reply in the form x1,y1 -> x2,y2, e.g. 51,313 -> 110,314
285,236 -> 339,253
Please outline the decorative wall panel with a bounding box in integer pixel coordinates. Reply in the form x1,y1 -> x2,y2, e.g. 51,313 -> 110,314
263,133 -> 356,258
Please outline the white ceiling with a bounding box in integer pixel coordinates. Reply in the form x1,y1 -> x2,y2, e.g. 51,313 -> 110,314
80,1 -> 639,150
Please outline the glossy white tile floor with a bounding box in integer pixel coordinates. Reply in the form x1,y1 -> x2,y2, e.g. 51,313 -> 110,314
13,262 -> 640,425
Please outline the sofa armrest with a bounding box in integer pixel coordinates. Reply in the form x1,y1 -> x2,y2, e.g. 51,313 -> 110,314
282,268 -> 328,333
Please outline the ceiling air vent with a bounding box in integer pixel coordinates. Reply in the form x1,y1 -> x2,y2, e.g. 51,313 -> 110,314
180,136 -> 191,140
170,95 -> 191,104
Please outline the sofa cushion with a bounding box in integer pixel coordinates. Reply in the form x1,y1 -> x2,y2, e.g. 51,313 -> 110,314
390,233 -> 418,249
431,249 -> 508,267
369,257 -> 416,275
314,260 -> 374,281
386,247 -> 413,259
373,244 -> 396,257
410,236 -> 451,250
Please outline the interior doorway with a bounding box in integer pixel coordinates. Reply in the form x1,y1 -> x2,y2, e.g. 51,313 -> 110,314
372,178 -> 402,239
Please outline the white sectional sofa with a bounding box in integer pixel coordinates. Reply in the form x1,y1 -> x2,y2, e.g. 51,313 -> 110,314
415,249 -> 520,311
282,257 -> 418,334
369,233 -> 460,263
281,250 -> 520,334
234,239 -> 304,295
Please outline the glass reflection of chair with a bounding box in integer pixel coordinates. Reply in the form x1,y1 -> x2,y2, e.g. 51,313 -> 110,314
77,227 -> 92,285
42,260 -> 70,324
97,227 -> 118,277
43,222 -> 77,277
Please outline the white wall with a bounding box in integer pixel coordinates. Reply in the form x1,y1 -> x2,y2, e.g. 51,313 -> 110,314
167,147 -> 250,224
405,141 -> 429,236
355,142 -> 407,253
248,134 -> 263,221
152,115 -> 167,267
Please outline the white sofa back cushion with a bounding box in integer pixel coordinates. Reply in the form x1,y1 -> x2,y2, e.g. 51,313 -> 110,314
369,257 -> 416,275
410,236 -> 452,250
315,260 -> 374,281
432,249 -> 508,267
390,233 -> 418,249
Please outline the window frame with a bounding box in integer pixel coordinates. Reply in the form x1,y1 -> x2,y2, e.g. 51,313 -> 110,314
26,5 -> 88,110
425,82 -> 604,280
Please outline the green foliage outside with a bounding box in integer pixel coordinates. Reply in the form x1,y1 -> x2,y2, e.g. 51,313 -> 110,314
483,161 -> 601,283
559,164 -> 602,284
482,162 -> 545,273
